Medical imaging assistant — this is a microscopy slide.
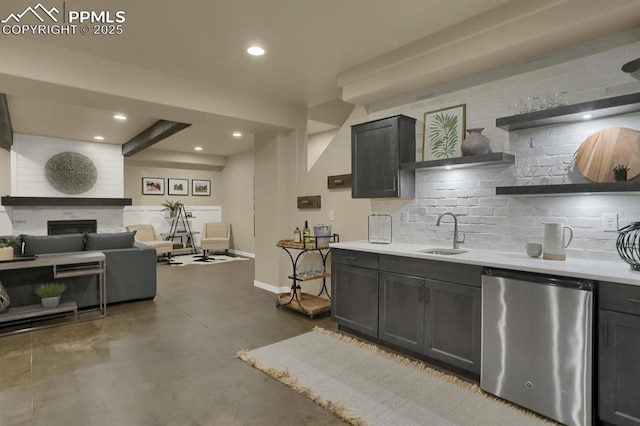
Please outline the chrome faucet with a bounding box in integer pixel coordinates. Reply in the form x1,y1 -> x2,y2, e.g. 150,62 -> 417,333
436,211 -> 464,249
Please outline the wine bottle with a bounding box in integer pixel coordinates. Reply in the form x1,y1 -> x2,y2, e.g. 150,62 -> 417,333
293,227 -> 301,243
303,220 -> 311,244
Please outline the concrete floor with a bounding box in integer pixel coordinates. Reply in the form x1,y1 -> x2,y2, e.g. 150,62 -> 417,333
0,258 -> 344,426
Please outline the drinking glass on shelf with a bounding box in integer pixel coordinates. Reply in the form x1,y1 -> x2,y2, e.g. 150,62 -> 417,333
509,98 -> 521,115
519,95 -> 532,113
550,89 -> 569,107
311,264 -> 324,276
296,264 -> 308,278
530,97 -> 541,112
558,91 -> 570,106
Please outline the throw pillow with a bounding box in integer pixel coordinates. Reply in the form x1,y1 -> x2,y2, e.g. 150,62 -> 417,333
22,233 -> 86,255
85,231 -> 137,251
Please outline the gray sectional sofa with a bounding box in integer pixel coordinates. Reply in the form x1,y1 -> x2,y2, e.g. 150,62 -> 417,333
0,232 -> 157,309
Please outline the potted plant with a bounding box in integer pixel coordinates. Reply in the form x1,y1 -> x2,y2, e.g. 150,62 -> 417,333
0,236 -> 20,261
612,164 -> 630,182
161,199 -> 183,218
34,282 -> 67,308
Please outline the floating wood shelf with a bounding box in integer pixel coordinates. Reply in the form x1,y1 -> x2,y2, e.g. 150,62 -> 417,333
1,197 -> 132,206
495,92 -> 640,131
401,152 -> 515,171
495,180 -> 640,196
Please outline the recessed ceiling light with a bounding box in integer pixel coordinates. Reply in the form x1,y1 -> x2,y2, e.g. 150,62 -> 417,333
113,114 -> 127,120
247,46 -> 265,56
194,146 -> 203,151
582,114 -> 592,119
232,131 -> 242,137
94,135 -> 104,141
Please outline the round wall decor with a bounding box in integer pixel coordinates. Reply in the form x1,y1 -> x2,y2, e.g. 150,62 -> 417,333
574,127 -> 640,182
45,151 -> 98,194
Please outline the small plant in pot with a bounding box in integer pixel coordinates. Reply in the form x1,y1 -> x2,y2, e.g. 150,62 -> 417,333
161,199 -> 182,218
34,282 -> 67,309
612,164 -> 630,182
0,236 -> 20,262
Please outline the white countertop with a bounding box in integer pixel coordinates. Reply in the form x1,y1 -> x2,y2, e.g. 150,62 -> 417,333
330,241 -> 640,286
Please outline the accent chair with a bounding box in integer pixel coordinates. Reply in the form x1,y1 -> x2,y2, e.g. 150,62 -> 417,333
125,224 -> 180,265
194,222 -> 231,262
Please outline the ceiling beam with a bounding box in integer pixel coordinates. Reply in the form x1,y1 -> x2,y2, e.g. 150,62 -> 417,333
122,120 -> 191,156
0,93 -> 13,150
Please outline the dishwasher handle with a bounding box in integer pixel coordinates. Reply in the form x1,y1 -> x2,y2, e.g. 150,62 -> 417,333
482,267 -> 595,291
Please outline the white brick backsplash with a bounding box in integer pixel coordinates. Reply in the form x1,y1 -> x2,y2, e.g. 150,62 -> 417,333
372,34 -> 640,261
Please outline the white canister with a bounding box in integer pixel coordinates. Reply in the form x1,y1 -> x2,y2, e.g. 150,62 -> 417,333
543,222 -> 573,260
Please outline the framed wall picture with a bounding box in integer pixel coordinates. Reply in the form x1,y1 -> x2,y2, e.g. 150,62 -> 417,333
422,104 -> 466,161
168,178 -> 189,195
142,177 -> 164,195
192,179 -> 211,196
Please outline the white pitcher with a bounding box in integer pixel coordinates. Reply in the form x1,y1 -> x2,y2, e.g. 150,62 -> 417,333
543,222 -> 573,260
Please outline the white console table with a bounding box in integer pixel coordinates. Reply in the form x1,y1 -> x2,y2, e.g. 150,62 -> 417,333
0,252 -> 106,335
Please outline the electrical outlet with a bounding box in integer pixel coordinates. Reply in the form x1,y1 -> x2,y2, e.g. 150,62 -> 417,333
329,210 -> 335,221
602,213 -> 618,232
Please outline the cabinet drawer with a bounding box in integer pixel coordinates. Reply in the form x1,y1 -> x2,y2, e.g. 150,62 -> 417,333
379,255 -> 482,287
599,281 -> 640,316
332,249 -> 378,270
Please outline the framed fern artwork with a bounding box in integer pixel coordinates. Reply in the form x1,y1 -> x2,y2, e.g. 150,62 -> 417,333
422,104 -> 466,161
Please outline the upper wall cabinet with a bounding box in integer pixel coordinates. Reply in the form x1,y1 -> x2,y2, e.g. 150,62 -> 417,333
351,115 -> 416,198
495,92 -> 640,131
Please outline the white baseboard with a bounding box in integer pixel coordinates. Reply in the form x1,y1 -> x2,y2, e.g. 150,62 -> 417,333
254,280 -> 289,294
230,249 -> 255,258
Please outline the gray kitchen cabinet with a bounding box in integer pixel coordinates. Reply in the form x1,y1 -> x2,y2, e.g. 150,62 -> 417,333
378,271 -> 425,353
332,249 -> 482,376
424,278 -> 481,375
351,115 -> 416,198
599,282 -> 640,426
378,254 -> 482,375
331,250 -> 379,337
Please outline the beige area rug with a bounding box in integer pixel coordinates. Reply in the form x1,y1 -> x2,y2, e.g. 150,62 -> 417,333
170,254 -> 248,266
238,327 -> 554,426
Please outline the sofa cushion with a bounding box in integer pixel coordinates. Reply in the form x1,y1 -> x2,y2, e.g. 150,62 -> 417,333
22,233 -> 86,255
86,231 -> 137,251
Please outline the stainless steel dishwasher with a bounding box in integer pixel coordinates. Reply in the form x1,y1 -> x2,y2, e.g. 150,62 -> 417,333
481,268 -> 594,426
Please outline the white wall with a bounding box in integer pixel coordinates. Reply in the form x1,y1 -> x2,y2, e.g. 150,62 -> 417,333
9,206 -> 125,235
11,134 -> 123,197
307,129 -> 337,171
368,32 -> 640,261
123,163 -> 222,207
220,149 -> 255,256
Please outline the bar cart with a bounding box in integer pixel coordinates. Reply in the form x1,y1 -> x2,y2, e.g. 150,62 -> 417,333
275,234 -> 338,318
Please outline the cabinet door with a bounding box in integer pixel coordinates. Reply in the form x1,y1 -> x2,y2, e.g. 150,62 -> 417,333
599,310 -> 640,426
351,120 -> 399,198
378,272 -> 425,353
331,262 -> 378,337
424,279 -> 481,374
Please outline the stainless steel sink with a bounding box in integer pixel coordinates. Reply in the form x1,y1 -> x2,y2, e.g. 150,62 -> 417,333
418,248 -> 468,255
